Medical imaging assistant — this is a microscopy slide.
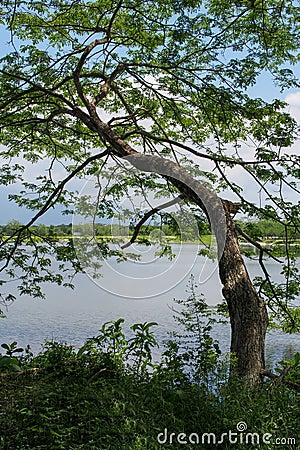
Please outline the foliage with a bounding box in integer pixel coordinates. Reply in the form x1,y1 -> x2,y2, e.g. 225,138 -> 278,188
127,322 -> 159,375
0,356 -> 21,373
275,352 -> 300,385
1,341 -> 24,358
0,320 -> 299,449
254,259 -> 300,333
165,275 -> 224,384
0,341 -> 25,372
0,0 -> 298,309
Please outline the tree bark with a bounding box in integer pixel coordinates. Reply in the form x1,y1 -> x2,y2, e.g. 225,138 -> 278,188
219,206 -> 269,386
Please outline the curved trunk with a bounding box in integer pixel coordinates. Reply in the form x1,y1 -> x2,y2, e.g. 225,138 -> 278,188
219,207 -> 269,386
87,124 -> 269,386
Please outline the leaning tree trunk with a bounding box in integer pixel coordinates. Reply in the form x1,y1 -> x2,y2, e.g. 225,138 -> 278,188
125,154 -> 269,386
122,152 -> 269,386
219,206 -> 269,386
76,113 -> 269,386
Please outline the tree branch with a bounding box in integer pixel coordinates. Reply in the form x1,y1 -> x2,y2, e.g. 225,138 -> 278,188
92,64 -> 126,106
0,70 -> 75,110
124,129 -> 282,167
73,38 -> 108,110
121,195 -> 185,249
261,367 -> 299,391
106,0 -> 123,38
236,225 -> 282,263
236,224 -> 295,326
0,149 -> 110,272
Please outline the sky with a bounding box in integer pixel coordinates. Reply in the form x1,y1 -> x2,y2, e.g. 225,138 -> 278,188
0,14 -> 299,226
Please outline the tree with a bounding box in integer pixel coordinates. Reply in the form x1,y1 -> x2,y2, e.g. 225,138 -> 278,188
0,0 -> 299,386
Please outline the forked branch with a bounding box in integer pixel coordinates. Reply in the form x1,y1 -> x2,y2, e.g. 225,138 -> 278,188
121,195 -> 185,249
261,366 -> 300,391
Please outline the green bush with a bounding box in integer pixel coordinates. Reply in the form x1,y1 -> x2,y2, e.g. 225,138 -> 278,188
0,319 -> 298,450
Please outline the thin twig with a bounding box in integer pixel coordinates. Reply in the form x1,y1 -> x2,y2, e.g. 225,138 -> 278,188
121,195 -> 185,249
261,366 -> 299,391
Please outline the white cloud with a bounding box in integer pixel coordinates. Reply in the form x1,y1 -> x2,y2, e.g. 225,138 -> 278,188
285,91 -> 300,106
285,91 -> 300,124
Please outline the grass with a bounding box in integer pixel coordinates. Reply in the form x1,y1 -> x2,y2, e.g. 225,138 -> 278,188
1,366 -> 299,449
0,340 -> 299,450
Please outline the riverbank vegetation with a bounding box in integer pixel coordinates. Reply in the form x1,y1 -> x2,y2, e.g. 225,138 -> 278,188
1,349 -> 299,449
1,217 -> 299,245
1,313 -> 299,450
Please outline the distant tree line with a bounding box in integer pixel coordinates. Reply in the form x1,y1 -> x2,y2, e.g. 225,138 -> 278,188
1,218 -> 298,240
236,219 -> 299,241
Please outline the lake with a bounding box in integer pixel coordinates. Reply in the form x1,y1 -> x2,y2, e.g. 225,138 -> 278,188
1,244 -> 299,369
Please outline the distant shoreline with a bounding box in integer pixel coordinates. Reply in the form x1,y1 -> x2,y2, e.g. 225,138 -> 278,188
1,232 -> 300,258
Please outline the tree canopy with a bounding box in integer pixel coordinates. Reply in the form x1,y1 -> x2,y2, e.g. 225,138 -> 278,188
0,0 -> 299,383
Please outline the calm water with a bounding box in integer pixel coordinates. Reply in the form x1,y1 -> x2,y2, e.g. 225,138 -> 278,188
1,244 -> 299,369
